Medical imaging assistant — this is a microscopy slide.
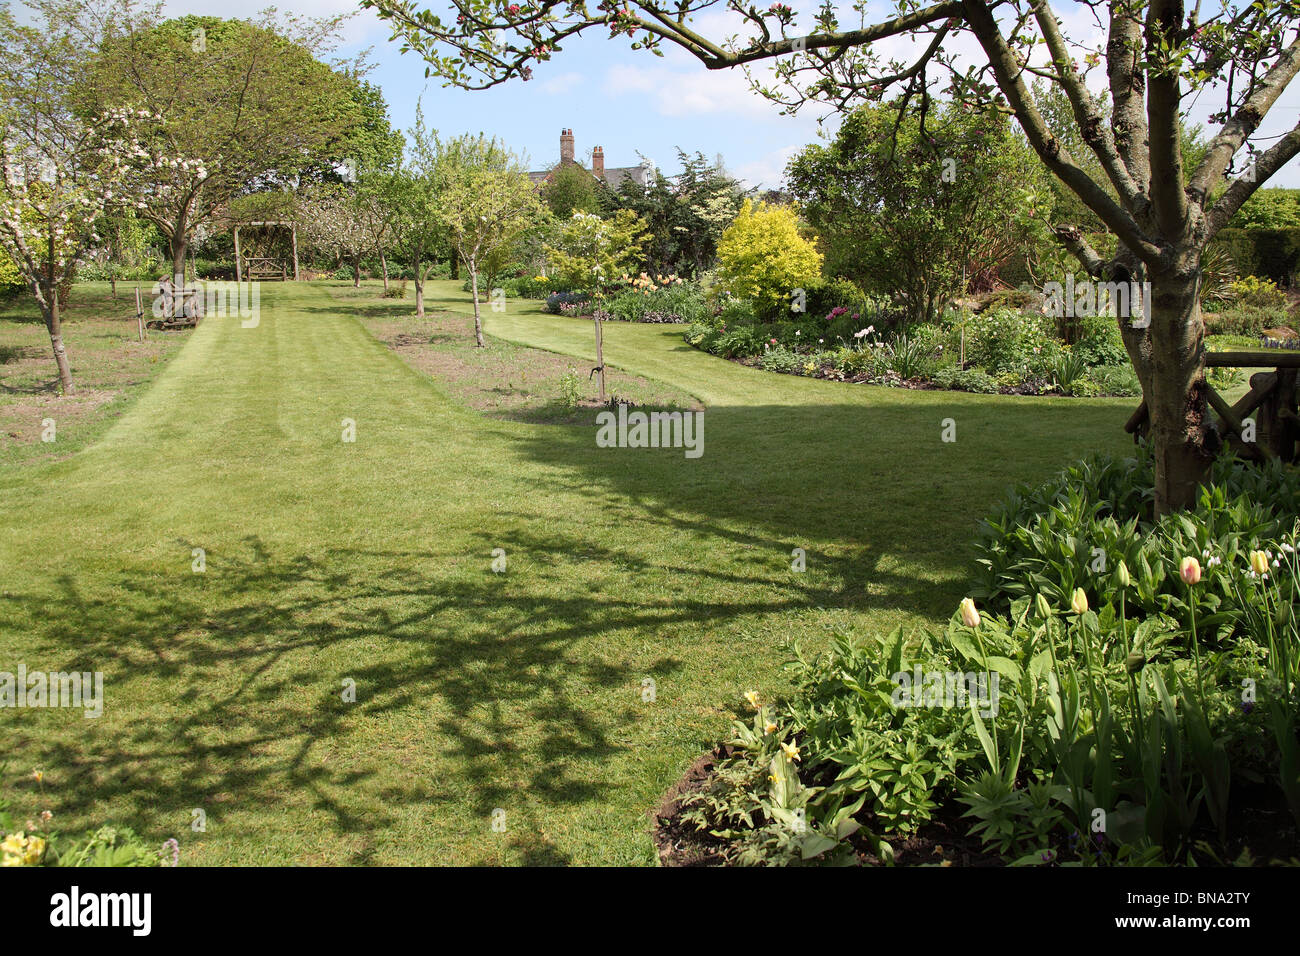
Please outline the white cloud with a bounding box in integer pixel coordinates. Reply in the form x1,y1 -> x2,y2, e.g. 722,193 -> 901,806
605,62 -> 778,118
540,71 -> 584,96
734,144 -> 803,191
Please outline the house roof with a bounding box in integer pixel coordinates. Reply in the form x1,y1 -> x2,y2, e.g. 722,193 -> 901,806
527,161 -> 653,190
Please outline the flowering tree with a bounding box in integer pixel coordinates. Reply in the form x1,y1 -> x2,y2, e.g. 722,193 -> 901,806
88,7 -> 364,284
364,0 -> 1300,515
299,184 -> 378,288
0,2 -> 142,393
545,209 -> 648,293
437,142 -> 544,346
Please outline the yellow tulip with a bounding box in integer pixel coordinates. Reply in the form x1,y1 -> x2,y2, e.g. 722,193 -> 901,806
1070,588 -> 1089,615
1250,550 -> 1269,575
959,597 -> 980,628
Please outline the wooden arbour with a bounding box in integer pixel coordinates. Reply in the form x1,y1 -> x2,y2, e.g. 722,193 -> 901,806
233,221 -> 299,283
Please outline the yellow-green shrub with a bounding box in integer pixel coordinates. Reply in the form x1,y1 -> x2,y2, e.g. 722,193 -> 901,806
716,200 -> 822,315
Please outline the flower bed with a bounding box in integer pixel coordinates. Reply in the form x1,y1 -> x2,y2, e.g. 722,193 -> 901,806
658,448 -> 1300,866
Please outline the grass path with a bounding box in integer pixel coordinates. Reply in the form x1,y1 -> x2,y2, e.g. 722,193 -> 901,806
0,280 -> 1132,864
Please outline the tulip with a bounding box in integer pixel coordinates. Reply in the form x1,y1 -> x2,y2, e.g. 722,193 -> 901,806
959,597 -> 980,628
1116,560 -> 1132,588
1070,588 -> 1089,615
1179,556 -> 1202,585
1250,550 -> 1269,575
1034,593 -> 1052,619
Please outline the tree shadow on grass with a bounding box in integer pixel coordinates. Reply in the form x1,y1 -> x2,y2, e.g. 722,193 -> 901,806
1,516 -> 914,864
499,396 -> 1132,598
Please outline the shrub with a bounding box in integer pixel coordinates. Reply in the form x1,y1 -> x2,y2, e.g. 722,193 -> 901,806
716,325 -> 768,359
605,281 -> 707,324
759,345 -> 800,374
1088,364 -> 1141,397
802,277 -> 880,325
1209,303 -> 1291,335
932,366 -> 999,393
965,307 -> 1056,376
716,297 -> 758,327
558,369 -> 583,409
1073,315 -> 1129,367
1228,275 -> 1289,310
1,252 -> 25,297
544,291 -> 592,315
382,281 -> 407,299
716,200 -> 823,316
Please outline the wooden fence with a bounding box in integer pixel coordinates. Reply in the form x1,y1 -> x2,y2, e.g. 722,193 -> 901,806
1125,351 -> 1300,461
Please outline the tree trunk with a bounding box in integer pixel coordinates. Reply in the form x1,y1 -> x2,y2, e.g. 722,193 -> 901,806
450,253 -> 459,281
1134,268 -> 1218,515
380,250 -> 389,291
169,230 -> 188,322
470,265 -> 484,348
44,284 -> 75,395
353,255 -> 361,288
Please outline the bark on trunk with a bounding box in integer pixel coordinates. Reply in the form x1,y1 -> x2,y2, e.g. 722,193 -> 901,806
352,255 -> 361,288
1131,269 -> 1218,514
414,246 -> 425,317
380,250 -> 389,291
169,231 -> 188,321
44,286 -> 75,395
471,266 -> 484,348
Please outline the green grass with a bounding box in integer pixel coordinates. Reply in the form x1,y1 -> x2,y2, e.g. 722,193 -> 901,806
0,279 -> 1133,865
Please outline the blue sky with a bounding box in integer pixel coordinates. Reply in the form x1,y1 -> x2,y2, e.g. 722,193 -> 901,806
153,1 -> 1298,191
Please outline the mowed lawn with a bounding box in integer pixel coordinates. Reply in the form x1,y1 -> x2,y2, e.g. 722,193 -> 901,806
0,280 -> 1134,865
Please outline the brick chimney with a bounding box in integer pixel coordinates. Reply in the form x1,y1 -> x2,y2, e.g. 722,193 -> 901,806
592,145 -> 605,180
560,128 -> 574,165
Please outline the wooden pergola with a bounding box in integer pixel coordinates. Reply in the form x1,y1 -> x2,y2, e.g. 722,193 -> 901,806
233,221 -> 299,283
1126,351 -> 1300,461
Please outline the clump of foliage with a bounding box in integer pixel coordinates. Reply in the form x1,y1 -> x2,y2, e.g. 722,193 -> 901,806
1,770 -> 178,867
715,200 -> 822,316
545,209 -> 647,293
680,448 -> 1300,866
